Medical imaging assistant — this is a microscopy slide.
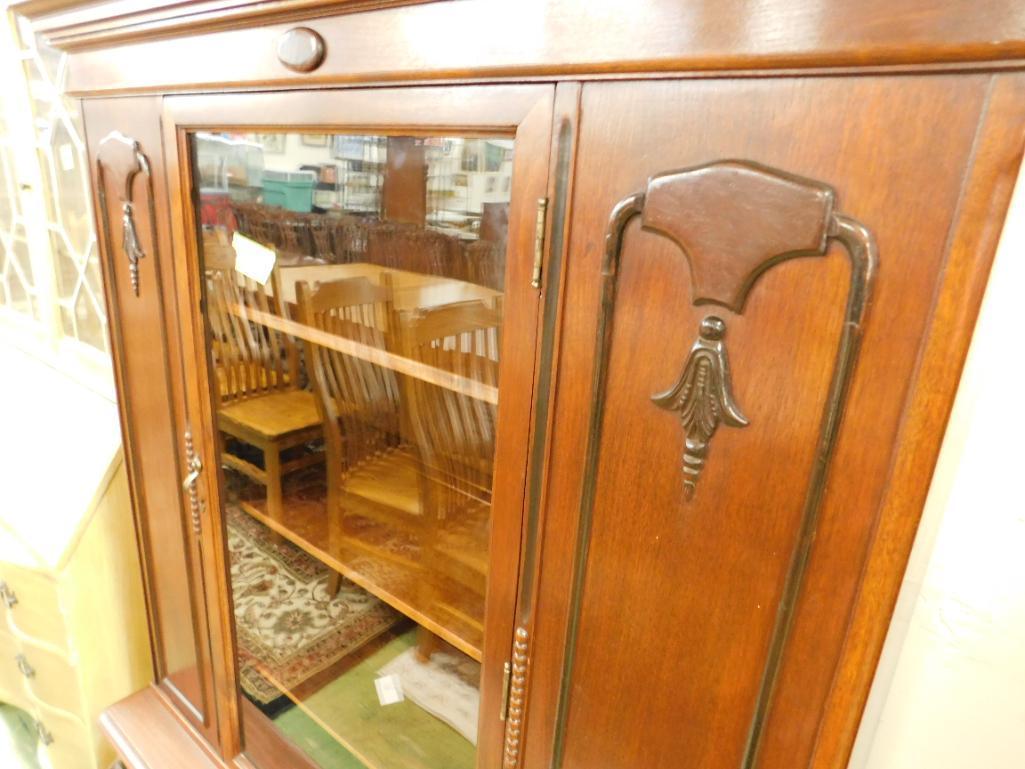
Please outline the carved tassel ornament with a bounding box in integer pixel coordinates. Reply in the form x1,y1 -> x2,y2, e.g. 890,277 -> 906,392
96,131 -> 154,299
121,202 -> 145,296
652,315 -> 748,499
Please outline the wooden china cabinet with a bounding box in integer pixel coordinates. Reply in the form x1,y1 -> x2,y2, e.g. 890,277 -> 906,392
11,1 -> 1025,768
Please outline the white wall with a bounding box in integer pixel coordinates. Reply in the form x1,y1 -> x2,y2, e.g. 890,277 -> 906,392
850,164 -> 1025,767
261,133 -> 336,173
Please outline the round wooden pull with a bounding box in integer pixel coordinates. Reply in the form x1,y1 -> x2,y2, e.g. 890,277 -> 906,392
277,27 -> 326,73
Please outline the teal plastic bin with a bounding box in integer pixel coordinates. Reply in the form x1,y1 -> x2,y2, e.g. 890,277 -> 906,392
262,169 -> 316,212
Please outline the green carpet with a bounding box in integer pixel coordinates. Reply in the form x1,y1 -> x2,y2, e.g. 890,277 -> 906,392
0,703 -> 42,769
274,630 -> 476,769
273,710 -> 366,769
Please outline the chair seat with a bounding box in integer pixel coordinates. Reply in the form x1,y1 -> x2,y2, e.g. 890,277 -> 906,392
343,450 -> 423,517
219,389 -> 321,440
435,531 -> 488,578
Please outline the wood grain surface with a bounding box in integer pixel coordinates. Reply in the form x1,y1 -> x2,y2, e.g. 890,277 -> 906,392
15,0 -> 1025,96
157,83 -> 555,769
85,97 -> 220,747
524,73 -> 1024,769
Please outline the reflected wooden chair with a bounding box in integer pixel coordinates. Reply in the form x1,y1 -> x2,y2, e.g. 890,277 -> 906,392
395,300 -> 500,657
366,222 -> 462,278
204,242 -> 323,529
296,276 -> 499,657
294,277 -> 423,593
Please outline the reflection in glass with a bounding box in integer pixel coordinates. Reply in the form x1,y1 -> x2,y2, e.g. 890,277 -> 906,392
192,131 -> 513,769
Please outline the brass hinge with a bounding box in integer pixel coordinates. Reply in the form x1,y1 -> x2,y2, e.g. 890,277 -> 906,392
499,660 -> 512,721
531,197 -> 549,289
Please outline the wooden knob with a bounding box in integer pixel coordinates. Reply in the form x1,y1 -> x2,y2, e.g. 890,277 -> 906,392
277,27 -> 325,73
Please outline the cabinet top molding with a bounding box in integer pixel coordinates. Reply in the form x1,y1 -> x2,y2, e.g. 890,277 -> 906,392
12,0 -> 1025,96
9,0 -> 434,50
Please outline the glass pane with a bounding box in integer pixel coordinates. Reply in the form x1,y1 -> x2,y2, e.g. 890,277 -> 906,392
1,226 -> 36,317
45,116 -> 93,257
190,131 -> 513,769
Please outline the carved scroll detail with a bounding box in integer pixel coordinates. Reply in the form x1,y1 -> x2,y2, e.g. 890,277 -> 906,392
96,131 -> 154,298
652,315 -> 748,498
502,627 -> 529,769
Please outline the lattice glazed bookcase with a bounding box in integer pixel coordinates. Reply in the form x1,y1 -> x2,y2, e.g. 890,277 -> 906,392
0,9 -> 109,377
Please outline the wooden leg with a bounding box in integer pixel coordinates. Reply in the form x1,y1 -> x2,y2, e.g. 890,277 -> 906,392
324,454 -> 345,598
326,571 -> 342,598
264,444 -> 285,545
415,625 -> 442,663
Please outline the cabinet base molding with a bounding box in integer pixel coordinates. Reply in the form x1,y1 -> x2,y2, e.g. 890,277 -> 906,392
101,686 -> 226,769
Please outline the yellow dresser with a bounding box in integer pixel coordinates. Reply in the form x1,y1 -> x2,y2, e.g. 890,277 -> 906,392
0,348 -> 152,769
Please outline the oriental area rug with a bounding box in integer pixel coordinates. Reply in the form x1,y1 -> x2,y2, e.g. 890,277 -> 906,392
226,505 -> 401,712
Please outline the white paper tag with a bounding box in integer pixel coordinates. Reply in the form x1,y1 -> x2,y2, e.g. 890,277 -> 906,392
59,143 -> 75,172
374,674 -> 404,706
232,232 -> 276,285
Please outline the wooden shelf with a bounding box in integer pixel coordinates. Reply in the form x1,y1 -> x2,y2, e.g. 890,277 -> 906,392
236,476 -> 486,662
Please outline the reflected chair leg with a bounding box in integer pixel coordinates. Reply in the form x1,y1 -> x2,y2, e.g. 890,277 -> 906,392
325,475 -> 343,598
264,443 -> 285,545
326,571 -> 342,598
415,625 -> 442,663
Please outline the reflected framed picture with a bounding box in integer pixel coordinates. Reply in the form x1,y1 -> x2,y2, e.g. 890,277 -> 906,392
252,133 -> 286,154
334,135 -> 366,160
302,134 -> 330,147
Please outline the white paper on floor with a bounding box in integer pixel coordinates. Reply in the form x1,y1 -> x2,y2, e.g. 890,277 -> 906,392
379,648 -> 480,744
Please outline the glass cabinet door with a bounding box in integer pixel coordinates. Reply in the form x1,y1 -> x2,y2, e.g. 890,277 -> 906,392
165,87 -> 553,769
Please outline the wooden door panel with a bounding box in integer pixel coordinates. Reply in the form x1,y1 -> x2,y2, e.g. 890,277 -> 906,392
85,97 -> 218,743
159,84 -> 555,769
529,73 -> 1025,769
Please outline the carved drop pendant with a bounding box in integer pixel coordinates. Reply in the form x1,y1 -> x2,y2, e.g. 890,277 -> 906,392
121,202 -> 145,296
651,315 -> 749,499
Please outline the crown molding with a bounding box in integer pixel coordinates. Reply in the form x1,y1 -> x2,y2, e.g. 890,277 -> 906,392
11,0 -> 435,51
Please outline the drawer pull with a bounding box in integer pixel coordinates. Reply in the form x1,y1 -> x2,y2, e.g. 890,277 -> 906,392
0,581 -> 17,608
277,27 -> 325,73
15,653 -> 36,678
35,720 -> 54,746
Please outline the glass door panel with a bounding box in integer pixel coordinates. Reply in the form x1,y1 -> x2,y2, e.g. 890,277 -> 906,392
189,129 -> 517,769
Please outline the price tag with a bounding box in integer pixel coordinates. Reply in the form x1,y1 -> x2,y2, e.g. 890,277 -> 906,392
374,674 -> 404,706
232,232 -> 276,285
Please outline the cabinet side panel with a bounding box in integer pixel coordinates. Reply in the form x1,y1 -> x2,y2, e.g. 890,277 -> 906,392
806,71 -> 1025,769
